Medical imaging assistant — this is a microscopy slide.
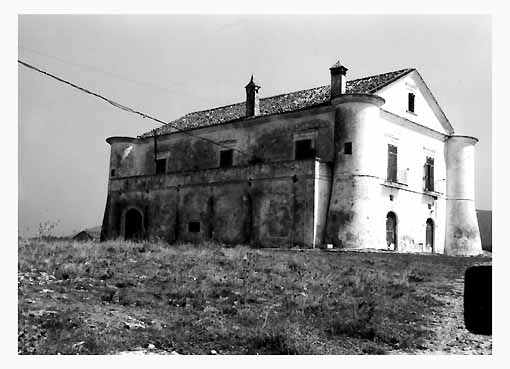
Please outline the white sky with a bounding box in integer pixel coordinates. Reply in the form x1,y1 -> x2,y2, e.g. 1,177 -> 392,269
18,14 -> 492,237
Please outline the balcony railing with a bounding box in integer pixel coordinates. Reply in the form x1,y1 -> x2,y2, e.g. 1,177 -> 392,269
424,178 -> 445,195
386,169 -> 408,186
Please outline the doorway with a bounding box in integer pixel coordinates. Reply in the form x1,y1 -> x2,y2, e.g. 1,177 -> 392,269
426,218 -> 434,252
125,208 -> 143,241
386,212 -> 397,250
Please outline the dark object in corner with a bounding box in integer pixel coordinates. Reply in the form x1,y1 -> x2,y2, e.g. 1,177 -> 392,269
464,265 -> 492,335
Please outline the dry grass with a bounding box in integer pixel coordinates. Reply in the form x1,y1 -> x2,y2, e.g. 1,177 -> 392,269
18,239 -> 492,355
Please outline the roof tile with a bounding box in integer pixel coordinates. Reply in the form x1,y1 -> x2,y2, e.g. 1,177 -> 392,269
140,68 -> 412,137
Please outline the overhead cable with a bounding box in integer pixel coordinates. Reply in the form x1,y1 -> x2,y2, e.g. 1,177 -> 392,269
18,59 -> 254,158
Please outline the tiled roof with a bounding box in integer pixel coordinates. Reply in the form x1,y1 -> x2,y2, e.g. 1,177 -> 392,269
140,68 -> 413,138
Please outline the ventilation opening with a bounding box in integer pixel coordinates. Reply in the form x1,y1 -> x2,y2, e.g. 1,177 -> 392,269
156,158 -> 167,174
295,139 -> 315,160
220,149 -> 234,168
408,92 -> 415,113
344,142 -> 352,155
188,221 -> 201,233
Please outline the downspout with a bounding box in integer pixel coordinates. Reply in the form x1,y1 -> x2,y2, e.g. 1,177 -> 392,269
153,129 -> 158,173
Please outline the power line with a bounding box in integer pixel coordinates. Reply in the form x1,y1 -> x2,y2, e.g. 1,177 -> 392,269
18,46 -> 200,99
18,59 -> 254,158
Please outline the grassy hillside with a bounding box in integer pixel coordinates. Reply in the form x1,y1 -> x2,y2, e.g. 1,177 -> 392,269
18,240 -> 492,355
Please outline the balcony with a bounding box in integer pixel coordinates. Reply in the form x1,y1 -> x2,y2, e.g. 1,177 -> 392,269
385,169 -> 408,187
424,178 -> 445,197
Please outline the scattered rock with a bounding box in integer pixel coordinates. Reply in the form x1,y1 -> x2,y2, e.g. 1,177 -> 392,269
117,349 -> 147,355
72,341 -> 85,349
123,316 -> 146,329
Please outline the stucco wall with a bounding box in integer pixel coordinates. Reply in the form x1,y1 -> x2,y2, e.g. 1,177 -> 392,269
102,87 -> 478,255
375,70 -> 450,135
325,94 -> 449,252
313,161 -> 332,248
444,136 -> 482,255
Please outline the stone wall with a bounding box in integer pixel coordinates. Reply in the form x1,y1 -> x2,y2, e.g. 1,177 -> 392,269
102,160 -> 321,248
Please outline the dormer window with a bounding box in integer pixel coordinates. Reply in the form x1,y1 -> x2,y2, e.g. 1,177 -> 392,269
408,92 -> 415,113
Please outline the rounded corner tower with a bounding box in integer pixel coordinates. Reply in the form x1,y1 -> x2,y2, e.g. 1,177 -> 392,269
444,135 -> 482,256
325,92 -> 387,249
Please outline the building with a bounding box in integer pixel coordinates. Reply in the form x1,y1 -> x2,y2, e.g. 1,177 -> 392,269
72,226 -> 102,242
100,61 -> 482,255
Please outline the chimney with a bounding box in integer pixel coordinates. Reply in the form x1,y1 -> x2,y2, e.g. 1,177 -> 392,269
245,75 -> 261,117
330,61 -> 348,99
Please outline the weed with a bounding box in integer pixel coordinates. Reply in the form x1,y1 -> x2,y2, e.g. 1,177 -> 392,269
18,240 -> 492,355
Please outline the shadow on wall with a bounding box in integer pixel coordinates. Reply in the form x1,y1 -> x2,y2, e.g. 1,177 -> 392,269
476,209 -> 492,252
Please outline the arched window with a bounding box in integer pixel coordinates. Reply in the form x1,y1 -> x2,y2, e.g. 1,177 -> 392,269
125,208 -> 143,241
386,212 -> 397,250
426,218 -> 435,253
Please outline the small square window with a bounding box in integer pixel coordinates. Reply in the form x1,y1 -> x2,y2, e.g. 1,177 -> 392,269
295,139 -> 315,160
220,149 -> 234,168
156,158 -> 167,174
188,221 -> 200,233
344,142 -> 352,155
408,93 -> 415,113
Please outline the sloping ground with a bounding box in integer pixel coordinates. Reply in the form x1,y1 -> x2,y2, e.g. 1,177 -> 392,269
18,240 -> 491,355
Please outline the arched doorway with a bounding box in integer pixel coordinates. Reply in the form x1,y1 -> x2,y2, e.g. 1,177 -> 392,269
125,208 -> 143,241
386,212 -> 397,250
426,218 -> 434,252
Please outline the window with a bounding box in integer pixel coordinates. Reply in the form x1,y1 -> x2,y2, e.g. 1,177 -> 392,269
110,169 -> 115,177
188,221 -> 200,233
156,158 -> 167,174
344,142 -> 352,155
219,149 -> 234,168
408,93 -> 415,113
387,144 -> 398,182
294,139 -> 315,160
424,157 -> 435,191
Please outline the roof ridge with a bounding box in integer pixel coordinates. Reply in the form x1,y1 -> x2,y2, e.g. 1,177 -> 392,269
143,67 -> 415,137
174,68 -> 413,119
367,68 -> 415,93
350,68 -> 413,83
180,100 -> 244,117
